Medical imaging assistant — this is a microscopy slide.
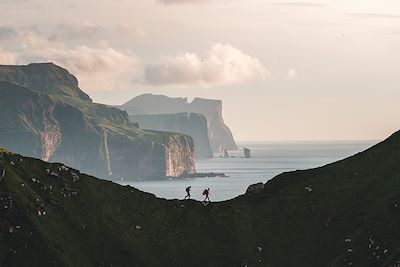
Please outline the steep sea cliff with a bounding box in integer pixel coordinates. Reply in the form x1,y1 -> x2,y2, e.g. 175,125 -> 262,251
132,113 -> 213,159
0,63 -> 196,180
120,93 -> 237,153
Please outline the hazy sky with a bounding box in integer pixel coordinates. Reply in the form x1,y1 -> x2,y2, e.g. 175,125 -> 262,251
1,0 -> 399,141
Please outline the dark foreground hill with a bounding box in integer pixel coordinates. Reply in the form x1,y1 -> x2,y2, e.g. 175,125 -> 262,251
1,130 -> 400,266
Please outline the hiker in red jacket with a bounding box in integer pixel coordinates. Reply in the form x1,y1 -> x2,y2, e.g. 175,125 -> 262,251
184,186 -> 191,199
203,188 -> 210,203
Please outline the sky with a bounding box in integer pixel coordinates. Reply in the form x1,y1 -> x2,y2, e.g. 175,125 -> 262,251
0,0 -> 399,141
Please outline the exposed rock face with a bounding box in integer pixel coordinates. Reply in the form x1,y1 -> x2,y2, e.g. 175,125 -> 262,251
165,134 -> 196,176
132,113 -> 213,159
120,94 -> 238,153
189,97 -> 237,152
0,65 -> 196,180
0,81 -> 55,159
245,182 -> 265,196
104,128 -> 195,179
40,104 -> 61,161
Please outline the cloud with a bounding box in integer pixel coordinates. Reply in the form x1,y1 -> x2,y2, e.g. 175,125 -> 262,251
0,50 -> 17,65
157,0 -> 211,4
144,43 -> 268,87
350,13 -> 400,19
50,19 -> 102,42
116,25 -> 146,40
271,2 -> 325,7
38,45 -> 140,91
0,26 -> 17,40
21,30 -> 52,50
0,24 -> 141,91
287,68 -> 297,80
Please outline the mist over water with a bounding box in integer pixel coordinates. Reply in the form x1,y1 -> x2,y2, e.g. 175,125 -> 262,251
120,141 -> 377,201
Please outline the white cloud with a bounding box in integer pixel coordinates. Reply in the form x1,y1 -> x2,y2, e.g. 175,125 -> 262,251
50,19 -> 102,41
116,25 -> 146,40
271,2 -> 325,8
0,50 -> 17,65
38,45 -> 140,91
0,25 -> 17,40
21,30 -> 52,50
145,43 -> 268,87
287,68 -> 297,80
0,26 -> 140,91
350,13 -> 400,19
157,0 -> 210,4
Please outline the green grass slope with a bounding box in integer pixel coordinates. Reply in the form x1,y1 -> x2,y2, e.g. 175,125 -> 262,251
55,95 -> 173,144
0,63 -> 91,101
1,130 -> 400,266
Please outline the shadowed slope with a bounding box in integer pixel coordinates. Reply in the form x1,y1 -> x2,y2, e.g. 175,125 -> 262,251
1,130 -> 400,266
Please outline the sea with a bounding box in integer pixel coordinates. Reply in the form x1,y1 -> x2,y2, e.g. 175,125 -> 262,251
120,140 -> 378,202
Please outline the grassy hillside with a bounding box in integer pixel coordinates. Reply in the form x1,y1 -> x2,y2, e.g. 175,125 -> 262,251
0,63 -> 91,101
1,130 -> 400,266
0,64 -> 176,146
55,95 -> 174,144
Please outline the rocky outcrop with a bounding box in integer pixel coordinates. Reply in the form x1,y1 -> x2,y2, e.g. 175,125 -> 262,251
132,113 -> 213,159
120,94 -> 238,153
245,182 -> 265,196
0,65 -> 196,180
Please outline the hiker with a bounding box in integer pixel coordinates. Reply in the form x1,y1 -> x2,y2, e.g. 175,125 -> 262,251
203,188 -> 210,203
184,186 -> 191,199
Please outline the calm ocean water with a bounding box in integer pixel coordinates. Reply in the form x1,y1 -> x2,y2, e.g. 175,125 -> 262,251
120,141 -> 378,201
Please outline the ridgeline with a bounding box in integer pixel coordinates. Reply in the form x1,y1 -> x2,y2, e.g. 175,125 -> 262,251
1,130 -> 400,266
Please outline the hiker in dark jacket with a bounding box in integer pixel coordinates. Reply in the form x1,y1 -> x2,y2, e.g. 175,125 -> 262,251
184,186 -> 192,199
203,188 -> 210,203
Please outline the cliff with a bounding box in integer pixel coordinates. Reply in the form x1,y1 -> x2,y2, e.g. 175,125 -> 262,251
132,113 -> 213,159
0,64 -> 196,180
1,129 -> 400,266
0,63 -> 91,102
120,93 -> 238,153
189,97 -> 237,152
